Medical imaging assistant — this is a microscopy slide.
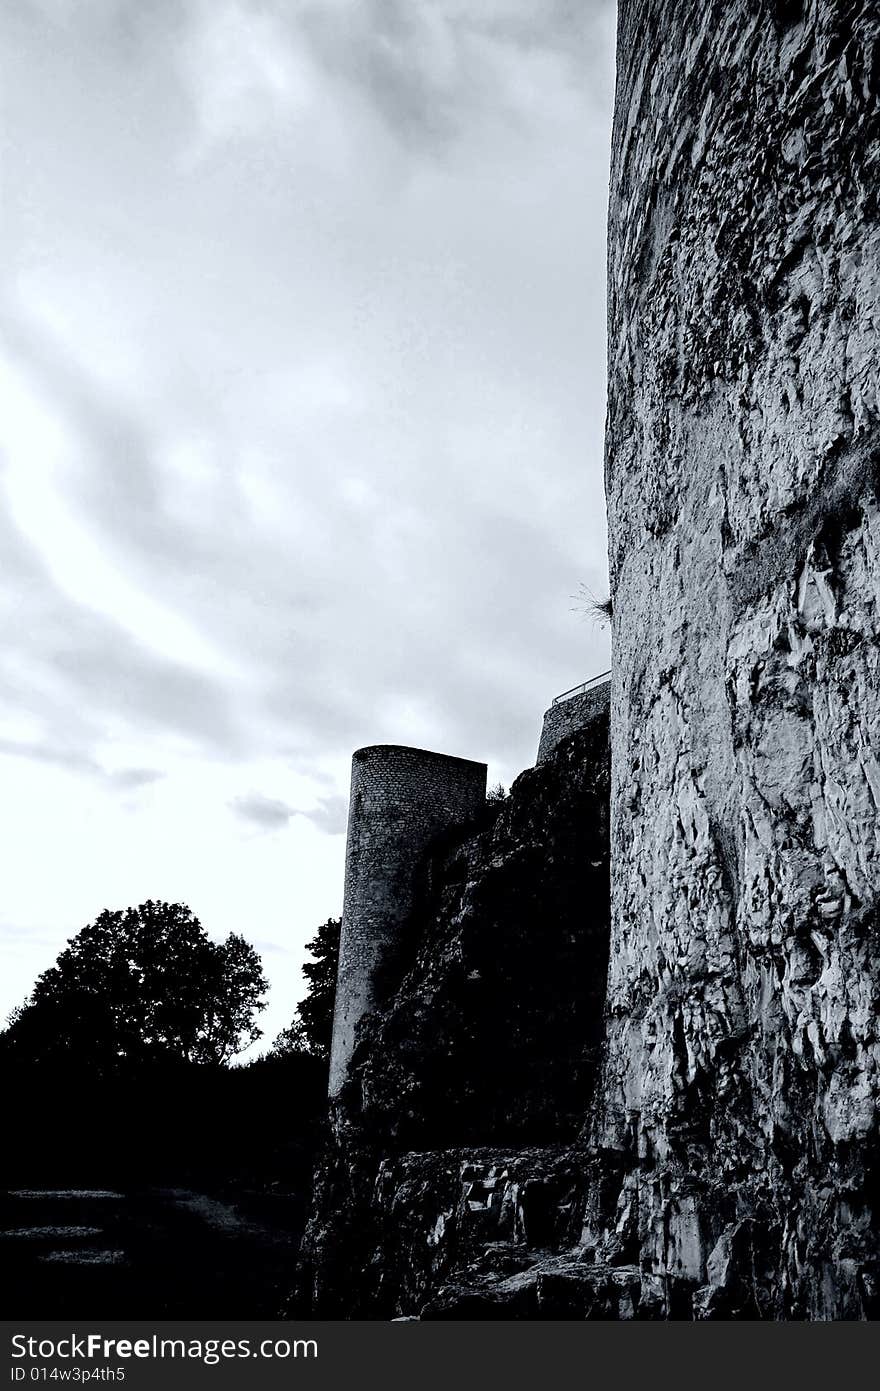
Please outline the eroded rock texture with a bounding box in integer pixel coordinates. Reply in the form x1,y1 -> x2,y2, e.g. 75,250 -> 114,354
297,0 -> 880,1321
295,714 -> 610,1317
599,0 -> 880,1318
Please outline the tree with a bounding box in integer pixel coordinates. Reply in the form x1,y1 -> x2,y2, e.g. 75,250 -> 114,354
272,916 -> 340,1063
1,901 -> 267,1069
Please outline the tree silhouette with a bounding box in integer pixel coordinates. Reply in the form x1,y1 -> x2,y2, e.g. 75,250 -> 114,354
1,901 -> 267,1069
272,916 -> 340,1062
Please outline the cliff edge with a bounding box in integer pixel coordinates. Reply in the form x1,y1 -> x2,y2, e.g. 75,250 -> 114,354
597,0 -> 880,1318
297,0 -> 880,1320
296,709 -> 610,1317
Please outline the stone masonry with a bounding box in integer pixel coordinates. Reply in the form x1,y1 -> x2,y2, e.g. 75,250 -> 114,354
537,679 -> 610,764
328,745 -> 487,1097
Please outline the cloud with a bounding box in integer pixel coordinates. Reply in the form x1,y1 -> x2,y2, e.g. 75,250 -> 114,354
229,791 -> 348,838
177,0 -> 320,160
108,768 -> 164,790
0,736 -> 162,792
296,795 -> 349,837
0,738 -> 101,778
168,0 -> 616,170
0,0 -> 615,1053
229,793 -> 294,831
301,0 -> 615,152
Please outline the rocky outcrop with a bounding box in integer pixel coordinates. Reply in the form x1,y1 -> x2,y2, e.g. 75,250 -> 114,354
341,714 -> 610,1150
296,711 -> 610,1317
297,0 -> 880,1320
597,0 -> 880,1318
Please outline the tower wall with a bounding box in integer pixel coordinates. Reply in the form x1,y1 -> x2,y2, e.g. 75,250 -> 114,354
537,680 -> 610,764
600,0 -> 880,1315
328,745 -> 487,1097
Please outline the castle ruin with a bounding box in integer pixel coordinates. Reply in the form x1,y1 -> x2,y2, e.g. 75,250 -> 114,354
537,673 -> 611,764
328,745 -> 487,1097
305,0 -> 880,1319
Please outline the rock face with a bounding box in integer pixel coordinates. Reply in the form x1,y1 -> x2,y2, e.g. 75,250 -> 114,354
599,0 -> 880,1318
296,711 -> 610,1317
297,0 -> 880,1321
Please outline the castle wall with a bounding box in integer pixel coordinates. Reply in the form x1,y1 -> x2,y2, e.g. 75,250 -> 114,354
537,680 -> 610,764
600,0 -> 880,1316
328,745 -> 487,1097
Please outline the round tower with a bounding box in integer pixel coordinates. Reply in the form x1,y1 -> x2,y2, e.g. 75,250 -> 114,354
536,674 -> 610,764
328,744 -> 487,1097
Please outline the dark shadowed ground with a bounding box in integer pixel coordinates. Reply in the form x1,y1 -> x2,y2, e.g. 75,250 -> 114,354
2,1184 -> 306,1317
1,1054 -> 326,1318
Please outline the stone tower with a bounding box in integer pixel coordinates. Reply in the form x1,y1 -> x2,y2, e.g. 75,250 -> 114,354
328,745 -> 487,1097
599,0 -> 880,1316
536,675 -> 610,764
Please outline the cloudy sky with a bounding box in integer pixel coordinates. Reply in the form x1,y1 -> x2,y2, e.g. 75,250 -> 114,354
0,0 -> 615,1053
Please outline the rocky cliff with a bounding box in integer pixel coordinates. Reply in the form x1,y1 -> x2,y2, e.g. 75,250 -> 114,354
297,0 -> 880,1320
598,0 -> 880,1319
296,710 -> 611,1317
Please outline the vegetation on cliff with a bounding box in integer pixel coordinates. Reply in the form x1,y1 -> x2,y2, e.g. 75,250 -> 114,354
297,710 -> 611,1316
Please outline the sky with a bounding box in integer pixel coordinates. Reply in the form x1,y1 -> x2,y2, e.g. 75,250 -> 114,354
0,0 -> 615,1055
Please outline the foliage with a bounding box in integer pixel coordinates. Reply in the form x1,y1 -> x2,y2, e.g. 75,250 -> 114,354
272,916 -> 341,1063
572,582 -> 613,626
1,900 -> 267,1069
